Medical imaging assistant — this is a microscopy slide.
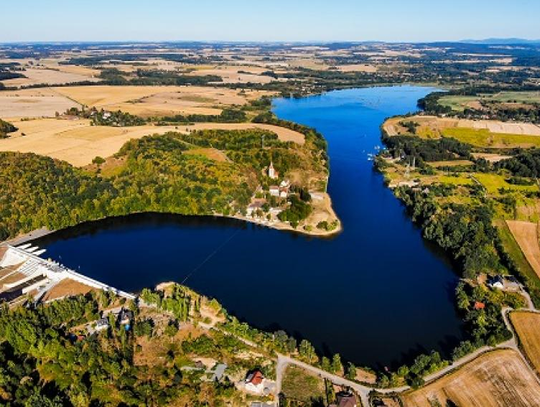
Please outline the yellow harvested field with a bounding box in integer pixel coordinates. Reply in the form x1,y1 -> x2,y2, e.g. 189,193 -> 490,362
52,65 -> 101,78
384,115 -> 540,137
0,88 -> 80,118
402,349 -> 540,407
506,221 -> 540,279
471,153 -> 512,163
336,64 -> 377,73
1,67 -> 100,88
52,85 -> 273,117
186,65 -> 275,84
0,118 -> 304,166
511,311 -> 540,373
459,119 -> 540,136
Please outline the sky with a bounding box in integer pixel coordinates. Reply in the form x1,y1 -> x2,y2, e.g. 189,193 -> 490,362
1,0 -> 539,43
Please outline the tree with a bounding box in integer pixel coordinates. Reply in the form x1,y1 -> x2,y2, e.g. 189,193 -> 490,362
331,354 -> 343,374
298,340 -> 317,364
345,362 -> 357,381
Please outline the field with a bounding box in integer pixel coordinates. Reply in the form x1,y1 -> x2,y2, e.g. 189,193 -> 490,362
52,85 -> 273,117
445,127 -> 540,148
185,65 -> 276,84
281,365 -> 325,403
1,67 -> 100,88
496,220 -> 540,291
402,349 -> 540,407
474,173 -> 539,194
0,88 -> 80,118
439,91 -> 540,112
438,95 -> 482,112
0,118 -> 305,166
384,115 -> 540,149
506,221 -> 540,280
511,311 -> 540,373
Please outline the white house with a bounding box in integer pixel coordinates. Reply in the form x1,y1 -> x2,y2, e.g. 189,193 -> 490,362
487,275 -> 504,289
245,370 -> 265,394
269,186 -> 280,197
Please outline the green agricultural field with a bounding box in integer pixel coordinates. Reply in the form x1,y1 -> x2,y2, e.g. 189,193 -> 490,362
474,173 -> 539,194
437,174 -> 474,186
489,91 -> 540,104
438,92 -> 540,112
442,128 -> 540,149
438,95 -> 480,112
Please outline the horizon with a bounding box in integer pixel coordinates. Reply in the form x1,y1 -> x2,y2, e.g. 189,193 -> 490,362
1,38 -> 540,45
2,0 -> 539,43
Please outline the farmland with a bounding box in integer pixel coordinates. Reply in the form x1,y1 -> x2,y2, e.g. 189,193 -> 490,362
402,349 -> 540,407
443,127 -> 540,148
506,221 -> 540,280
51,85 -> 273,117
0,88 -> 80,118
383,115 -> 540,149
439,91 -> 540,112
511,311 -> 540,373
0,118 -> 305,166
1,67 -> 100,88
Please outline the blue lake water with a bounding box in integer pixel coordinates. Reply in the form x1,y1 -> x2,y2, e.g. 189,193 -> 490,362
36,86 -> 465,368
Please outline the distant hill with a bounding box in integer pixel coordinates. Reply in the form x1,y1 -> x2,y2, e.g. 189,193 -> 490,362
461,38 -> 540,45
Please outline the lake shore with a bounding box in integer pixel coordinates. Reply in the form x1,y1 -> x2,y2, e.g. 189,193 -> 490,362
1,193 -> 341,247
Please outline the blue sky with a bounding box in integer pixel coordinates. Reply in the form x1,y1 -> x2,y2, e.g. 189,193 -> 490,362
1,0 -> 539,43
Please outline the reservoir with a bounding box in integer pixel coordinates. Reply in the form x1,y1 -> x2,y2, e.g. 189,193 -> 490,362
36,86 -> 465,368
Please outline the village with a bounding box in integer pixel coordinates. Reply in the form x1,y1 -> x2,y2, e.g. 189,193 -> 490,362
0,241 -> 362,407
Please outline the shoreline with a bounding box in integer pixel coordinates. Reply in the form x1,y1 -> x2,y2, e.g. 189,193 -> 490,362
1,197 -> 342,247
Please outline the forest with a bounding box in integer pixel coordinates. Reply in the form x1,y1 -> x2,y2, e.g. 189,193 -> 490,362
0,287 -> 245,406
0,121 -> 327,240
0,133 -> 252,240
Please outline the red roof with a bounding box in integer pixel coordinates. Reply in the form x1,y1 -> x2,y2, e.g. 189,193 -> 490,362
474,301 -> 486,310
249,370 -> 264,385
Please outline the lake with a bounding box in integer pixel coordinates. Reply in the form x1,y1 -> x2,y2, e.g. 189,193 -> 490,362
35,86 -> 465,368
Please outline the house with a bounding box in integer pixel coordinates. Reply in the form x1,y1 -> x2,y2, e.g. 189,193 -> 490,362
118,308 -> 133,326
94,318 -> 110,332
474,301 -> 485,310
245,370 -> 265,394
268,162 -> 278,180
247,200 -> 265,216
487,275 -> 505,289
269,186 -> 280,197
329,392 -> 358,407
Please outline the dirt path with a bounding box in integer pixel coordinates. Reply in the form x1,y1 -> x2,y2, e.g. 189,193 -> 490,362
507,220 -> 540,279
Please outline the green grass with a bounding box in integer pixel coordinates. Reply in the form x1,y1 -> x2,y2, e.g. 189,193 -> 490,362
488,91 -> 540,104
437,174 -> 474,186
442,127 -> 540,149
439,92 -> 540,112
282,366 -> 325,403
438,95 -> 480,112
474,173 -> 538,194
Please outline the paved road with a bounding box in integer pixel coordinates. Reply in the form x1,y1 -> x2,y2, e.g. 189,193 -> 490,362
276,354 -> 373,407
198,298 -> 539,406
274,304 -> 540,407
